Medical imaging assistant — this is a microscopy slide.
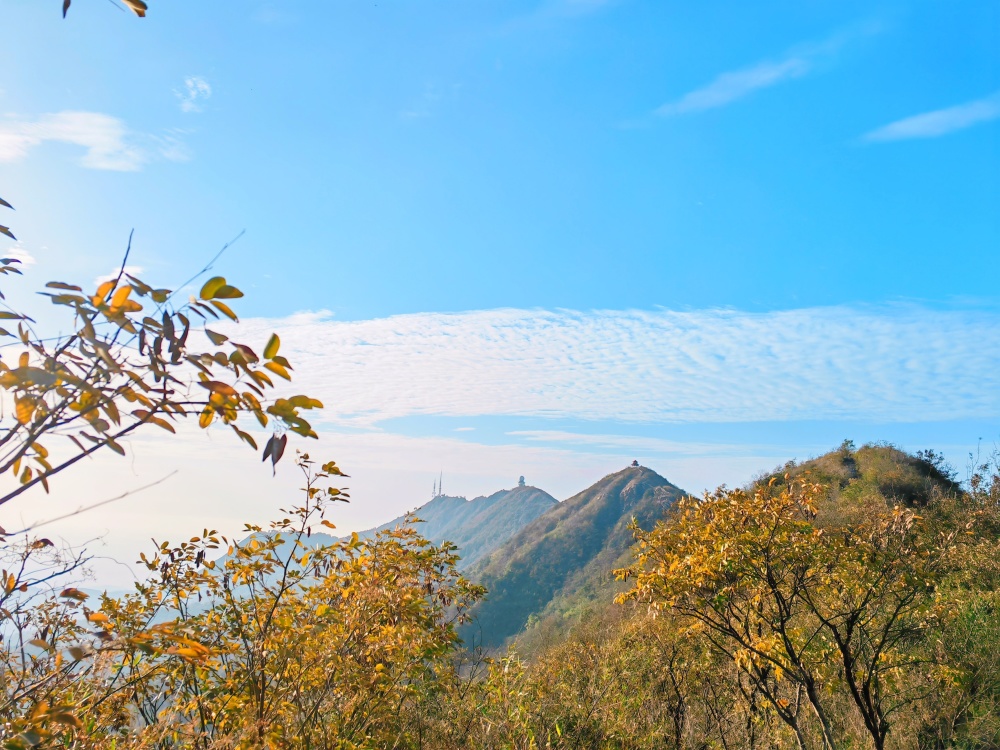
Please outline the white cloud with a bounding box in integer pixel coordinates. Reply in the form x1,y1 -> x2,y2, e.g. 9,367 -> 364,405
657,57 -> 811,116
400,82 -> 458,121
0,111 -> 193,170
13,301 -> 992,586
152,129 -> 193,162
654,25 -> 877,118
508,430 -> 751,456
176,76 -> 212,113
93,265 -> 144,286
222,304 -> 1000,426
0,111 -> 145,171
556,0 -> 615,16
500,0 -> 616,34
252,6 -> 296,25
863,90 -> 1000,142
399,109 -> 431,121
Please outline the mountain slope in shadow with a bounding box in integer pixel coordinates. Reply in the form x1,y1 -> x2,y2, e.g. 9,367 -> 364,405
465,465 -> 687,649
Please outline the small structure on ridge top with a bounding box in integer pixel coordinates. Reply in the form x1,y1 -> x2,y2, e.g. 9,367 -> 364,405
631,460 -> 640,467
518,475 -> 526,487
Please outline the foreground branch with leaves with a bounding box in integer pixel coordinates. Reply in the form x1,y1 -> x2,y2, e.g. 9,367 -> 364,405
0,251 -> 321,511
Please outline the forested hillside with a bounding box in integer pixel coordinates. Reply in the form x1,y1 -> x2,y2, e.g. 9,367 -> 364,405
449,443 -> 999,749
3,437 -> 999,748
464,465 -> 686,648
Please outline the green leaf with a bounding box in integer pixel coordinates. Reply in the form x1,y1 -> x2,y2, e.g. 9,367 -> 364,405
264,361 -> 291,380
263,333 -> 280,360
210,300 -> 238,321
233,343 -> 258,363
199,276 -> 227,300
125,274 -> 152,296
212,284 -> 244,299
231,425 -> 258,450
205,329 -> 228,346
290,395 -> 323,409
43,293 -> 87,306
198,380 -> 239,397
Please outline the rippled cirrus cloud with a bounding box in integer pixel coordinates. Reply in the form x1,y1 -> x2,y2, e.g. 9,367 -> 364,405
226,304 -> 1000,426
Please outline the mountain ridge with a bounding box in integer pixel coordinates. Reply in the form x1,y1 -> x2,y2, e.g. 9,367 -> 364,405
239,484 -> 557,573
464,465 -> 688,648
357,484 -> 558,569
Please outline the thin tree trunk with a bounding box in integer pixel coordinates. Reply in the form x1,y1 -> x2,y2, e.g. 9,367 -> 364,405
804,678 -> 838,750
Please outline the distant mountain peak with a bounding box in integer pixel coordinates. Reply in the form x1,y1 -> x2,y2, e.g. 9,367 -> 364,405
356,484 -> 558,571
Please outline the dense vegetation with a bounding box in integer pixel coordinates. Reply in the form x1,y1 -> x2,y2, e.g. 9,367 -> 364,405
3,382 -> 998,750
450,444 -> 1000,750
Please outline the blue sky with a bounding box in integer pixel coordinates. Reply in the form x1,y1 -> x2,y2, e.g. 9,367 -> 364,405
1,0 -> 998,582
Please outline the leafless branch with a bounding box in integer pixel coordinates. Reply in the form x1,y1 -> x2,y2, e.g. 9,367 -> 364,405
5,470 -> 178,536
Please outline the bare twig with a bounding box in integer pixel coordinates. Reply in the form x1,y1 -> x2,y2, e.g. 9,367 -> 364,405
171,229 -> 246,300
112,229 -> 135,290
5,470 -> 178,535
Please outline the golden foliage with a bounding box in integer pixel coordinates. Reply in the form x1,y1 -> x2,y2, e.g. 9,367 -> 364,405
0,453 -> 483,748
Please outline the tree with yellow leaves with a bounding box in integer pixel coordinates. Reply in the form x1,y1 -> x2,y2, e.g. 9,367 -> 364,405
619,476 -> 953,750
0,453 -> 484,748
0,230 -> 329,745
